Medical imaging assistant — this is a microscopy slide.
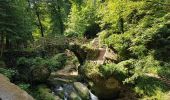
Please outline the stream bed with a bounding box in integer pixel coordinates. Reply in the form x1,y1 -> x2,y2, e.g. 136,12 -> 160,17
52,83 -> 99,100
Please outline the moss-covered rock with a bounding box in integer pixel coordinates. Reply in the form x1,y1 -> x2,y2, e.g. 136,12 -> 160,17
73,82 -> 90,100
82,62 -> 102,81
32,85 -> 55,100
91,77 -> 120,100
31,66 -> 51,82
69,92 -> 81,100
55,96 -> 62,100
82,62 -> 120,99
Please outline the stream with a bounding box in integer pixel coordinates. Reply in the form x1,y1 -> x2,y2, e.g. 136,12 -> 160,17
53,83 -> 98,100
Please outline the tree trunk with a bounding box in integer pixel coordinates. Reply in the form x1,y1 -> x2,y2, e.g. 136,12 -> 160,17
52,0 -> 64,34
118,17 -> 124,33
36,11 -> 44,37
5,35 -> 10,50
0,33 -> 5,57
33,2 -> 44,37
57,5 -> 64,34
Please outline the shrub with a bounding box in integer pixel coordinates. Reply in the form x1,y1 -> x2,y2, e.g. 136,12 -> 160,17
16,53 -> 67,82
32,85 -> 55,100
0,68 -> 16,79
65,0 -> 98,37
16,57 -> 50,82
86,48 -> 100,60
134,76 -> 169,99
48,53 -> 67,71
18,83 -> 30,92
83,62 -> 102,81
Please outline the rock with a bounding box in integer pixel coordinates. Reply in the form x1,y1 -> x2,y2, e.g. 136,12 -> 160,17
35,85 -> 56,100
0,74 -> 34,100
73,82 -> 90,100
55,96 -> 62,100
91,38 -> 100,48
104,47 -> 117,62
16,63 -> 51,83
31,66 -> 51,82
91,77 -> 120,100
69,92 -> 81,100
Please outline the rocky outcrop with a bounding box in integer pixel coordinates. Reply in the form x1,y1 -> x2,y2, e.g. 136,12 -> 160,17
0,74 -> 34,100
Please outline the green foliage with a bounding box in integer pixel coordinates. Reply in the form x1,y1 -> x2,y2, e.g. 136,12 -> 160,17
100,60 -> 132,81
65,0 -> 99,37
48,53 -> 67,71
16,53 -> 67,82
83,62 -> 102,80
18,83 -> 30,92
16,57 -> 49,82
17,53 -> 67,72
100,55 -> 170,99
157,62 -> 170,79
0,68 -> 16,79
98,0 -> 145,31
31,85 -> 55,100
98,30 -> 112,44
105,33 -> 131,60
99,1 -> 170,61
0,0 -> 33,49
134,76 -> 169,100
47,0 -> 70,35
1,0 -> 170,99
17,57 -> 46,69
33,35 -> 68,56
100,55 -> 161,83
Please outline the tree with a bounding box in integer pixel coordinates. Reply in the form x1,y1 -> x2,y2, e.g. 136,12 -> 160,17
47,0 -> 70,35
0,0 -> 33,56
65,0 -> 99,37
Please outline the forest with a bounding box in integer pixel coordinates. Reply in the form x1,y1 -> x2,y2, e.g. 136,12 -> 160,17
0,0 -> 170,100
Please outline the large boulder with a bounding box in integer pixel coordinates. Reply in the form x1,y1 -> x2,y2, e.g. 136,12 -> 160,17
31,66 -> 51,82
91,77 -> 120,100
15,65 -> 50,83
69,92 -> 81,100
16,57 -> 51,83
0,74 -> 34,100
55,96 -> 62,100
82,62 -> 120,100
73,82 -> 90,100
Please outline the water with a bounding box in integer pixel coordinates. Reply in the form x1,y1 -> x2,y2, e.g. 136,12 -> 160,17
53,84 -> 99,100
89,90 -> 99,100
